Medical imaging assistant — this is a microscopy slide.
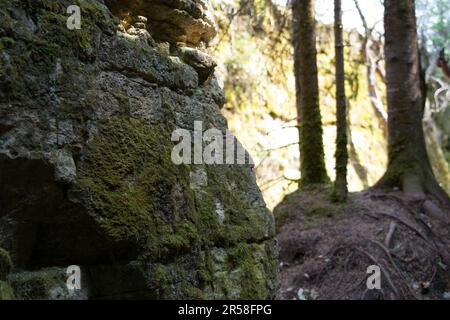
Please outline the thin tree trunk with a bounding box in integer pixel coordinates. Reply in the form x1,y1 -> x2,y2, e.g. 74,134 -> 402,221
376,0 -> 449,206
292,0 -> 328,185
333,0 -> 348,201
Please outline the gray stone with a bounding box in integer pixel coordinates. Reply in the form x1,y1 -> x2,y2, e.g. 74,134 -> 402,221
50,149 -> 76,183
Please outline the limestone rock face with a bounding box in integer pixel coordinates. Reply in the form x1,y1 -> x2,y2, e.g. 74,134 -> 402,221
0,0 -> 278,299
105,0 -> 217,46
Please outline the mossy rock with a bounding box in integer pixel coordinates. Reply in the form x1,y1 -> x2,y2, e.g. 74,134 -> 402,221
207,241 -> 278,299
0,248 -> 12,281
274,184 -> 342,229
73,116 -> 277,298
0,0 -> 278,299
75,117 -> 201,259
8,268 -> 87,300
0,281 -> 14,300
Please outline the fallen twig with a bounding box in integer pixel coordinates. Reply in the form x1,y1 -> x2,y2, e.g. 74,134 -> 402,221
384,221 -> 397,248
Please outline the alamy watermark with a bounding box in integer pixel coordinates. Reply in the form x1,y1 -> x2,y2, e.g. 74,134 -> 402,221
171,121 -> 253,165
66,5 -> 81,30
366,265 -> 381,290
66,265 -> 81,290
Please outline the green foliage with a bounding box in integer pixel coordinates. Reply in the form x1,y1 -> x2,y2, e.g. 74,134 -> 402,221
417,0 -> 450,51
274,184 -> 342,230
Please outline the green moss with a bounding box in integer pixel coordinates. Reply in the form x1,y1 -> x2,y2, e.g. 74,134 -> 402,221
0,3 -> 92,98
198,165 -> 273,246
0,247 -> 12,281
181,286 -> 204,300
75,117 -> 277,298
296,10 -> 329,186
0,281 -> 14,300
376,160 -> 420,189
0,0 -> 278,299
226,243 -> 271,299
149,263 -> 171,297
274,209 -> 290,229
0,37 -> 14,50
189,165 -> 276,299
9,269 -> 66,300
76,117 -> 199,259
275,184 -> 342,229
40,0 -> 64,11
77,0 -> 114,31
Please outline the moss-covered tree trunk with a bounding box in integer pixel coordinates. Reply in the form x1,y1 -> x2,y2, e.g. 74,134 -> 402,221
333,0 -> 348,202
292,0 -> 328,185
376,0 -> 449,205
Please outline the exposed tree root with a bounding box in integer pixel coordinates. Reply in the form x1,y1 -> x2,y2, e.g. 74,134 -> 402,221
276,188 -> 450,300
384,221 -> 396,248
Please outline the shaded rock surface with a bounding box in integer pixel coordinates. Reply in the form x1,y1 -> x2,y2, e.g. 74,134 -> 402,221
0,0 -> 278,299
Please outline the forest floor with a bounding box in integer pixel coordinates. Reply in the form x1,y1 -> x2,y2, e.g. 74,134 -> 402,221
274,186 -> 450,300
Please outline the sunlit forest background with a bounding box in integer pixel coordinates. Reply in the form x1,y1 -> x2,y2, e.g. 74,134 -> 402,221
209,0 -> 450,209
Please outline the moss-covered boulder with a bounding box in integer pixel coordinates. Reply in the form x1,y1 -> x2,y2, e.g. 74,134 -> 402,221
0,0 -> 278,299
9,268 -> 87,300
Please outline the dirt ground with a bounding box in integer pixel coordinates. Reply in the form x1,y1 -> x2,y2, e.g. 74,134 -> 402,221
274,186 -> 450,300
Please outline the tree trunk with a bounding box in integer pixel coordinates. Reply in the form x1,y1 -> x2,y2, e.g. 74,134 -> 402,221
333,0 -> 348,201
376,0 -> 449,205
292,0 -> 328,185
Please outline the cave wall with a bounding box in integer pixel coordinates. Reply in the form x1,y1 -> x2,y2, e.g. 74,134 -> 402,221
0,0 -> 278,299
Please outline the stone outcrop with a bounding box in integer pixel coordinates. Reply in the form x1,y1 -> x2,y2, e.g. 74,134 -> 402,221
105,0 -> 217,46
0,0 -> 278,299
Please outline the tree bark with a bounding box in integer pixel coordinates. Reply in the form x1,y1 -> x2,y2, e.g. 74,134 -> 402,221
292,0 -> 328,185
333,0 -> 348,201
376,0 -> 449,205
